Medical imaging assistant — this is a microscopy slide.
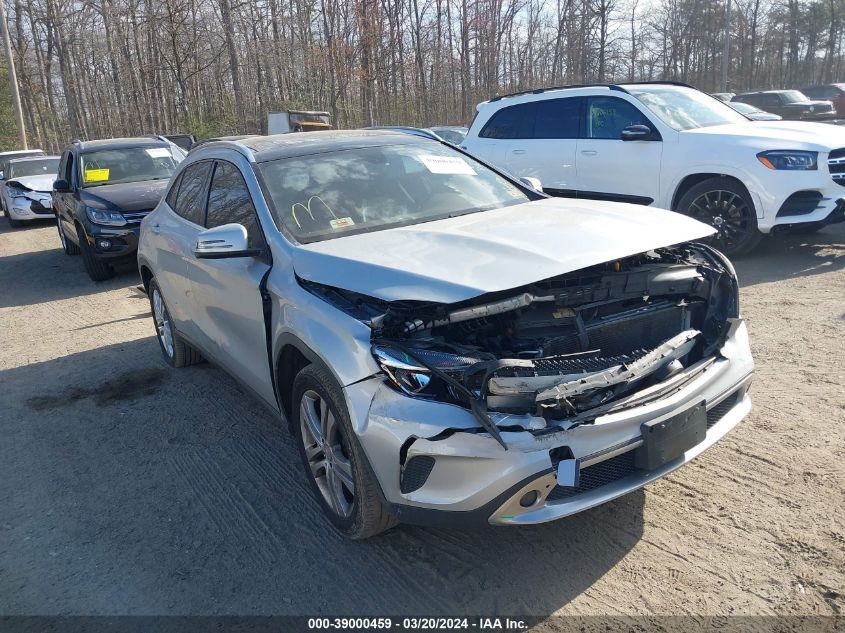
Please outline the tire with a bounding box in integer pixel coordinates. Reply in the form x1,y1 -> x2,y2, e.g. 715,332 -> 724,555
148,279 -> 203,368
76,224 -> 114,281
676,177 -> 762,257
292,364 -> 397,539
8,215 -> 22,228
57,218 -> 80,255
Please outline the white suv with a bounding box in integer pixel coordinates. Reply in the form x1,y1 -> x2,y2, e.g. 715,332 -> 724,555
462,81 -> 845,255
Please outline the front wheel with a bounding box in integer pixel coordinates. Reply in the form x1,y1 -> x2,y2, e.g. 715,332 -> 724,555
676,178 -> 762,257
57,218 -> 80,255
293,364 -> 396,539
76,225 -> 114,281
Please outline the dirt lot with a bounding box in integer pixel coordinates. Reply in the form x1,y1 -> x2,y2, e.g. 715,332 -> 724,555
0,218 -> 843,623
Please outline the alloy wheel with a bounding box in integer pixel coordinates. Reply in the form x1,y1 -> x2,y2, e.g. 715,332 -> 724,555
152,288 -> 174,358
299,389 -> 355,518
688,190 -> 753,252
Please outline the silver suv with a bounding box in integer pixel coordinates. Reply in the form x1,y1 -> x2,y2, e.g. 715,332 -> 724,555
137,131 -> 754,539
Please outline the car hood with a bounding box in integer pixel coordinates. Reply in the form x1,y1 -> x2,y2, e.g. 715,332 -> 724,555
684,120 -> 845,150
79,179 -> 169,213
291,198 -> 716,303
7,174 -> 54,192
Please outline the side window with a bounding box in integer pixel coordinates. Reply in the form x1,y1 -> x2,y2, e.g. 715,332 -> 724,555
479,102 -> 537,139
534,97 -> 582,139
765,94 -> 782,107
172,161 -> 212,225
584,97 -> 652,140
65,153 -> 75,185
165,172 -> 183,209
205,161 -> 263,249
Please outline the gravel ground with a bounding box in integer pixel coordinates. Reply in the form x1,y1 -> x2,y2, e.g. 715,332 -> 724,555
0,218 -> 842,623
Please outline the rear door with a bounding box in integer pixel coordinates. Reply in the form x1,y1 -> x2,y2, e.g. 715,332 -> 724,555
504,97 -> 582,195
186,158 -> 276,406
468,101 -> 536,174
149,160 -> 213,339
575,95 -> 663,205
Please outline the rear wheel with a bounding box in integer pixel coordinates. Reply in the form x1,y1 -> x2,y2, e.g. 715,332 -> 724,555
76,225 -> 114,281
148,279 -> 202,368
57,218 -> 80,255
293,364 -> 396,539
676,178 -> 762,257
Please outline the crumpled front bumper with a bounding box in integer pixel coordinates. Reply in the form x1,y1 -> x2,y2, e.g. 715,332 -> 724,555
344,319 -> 754,527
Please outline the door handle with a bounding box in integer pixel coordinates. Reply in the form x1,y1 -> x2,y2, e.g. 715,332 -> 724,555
151,223 -> 161,234
512,149 -> 526,155
580,150 -> 598,156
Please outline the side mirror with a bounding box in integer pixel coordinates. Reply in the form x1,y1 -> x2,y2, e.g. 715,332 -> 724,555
53,178 -> 70,192
519,176 -> 543,192
193,223 -> 261,259
621,124 -> 653,141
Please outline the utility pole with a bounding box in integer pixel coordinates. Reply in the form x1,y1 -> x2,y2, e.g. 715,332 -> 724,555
721,0 -> 732,93
0,0 -> 27,149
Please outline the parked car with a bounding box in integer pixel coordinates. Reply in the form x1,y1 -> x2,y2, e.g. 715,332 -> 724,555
0,148 -> 44,214
800,84 -> 845,116
731,90 -> 836,121
429,126 -> 469,144
163,134 -> 196,151
727,101 -> 782,121
461,81 -> 845,255
53,137 -> 183,281
137,130 -> 754,539
2,155 -> 60,227
710,92 -> 735,103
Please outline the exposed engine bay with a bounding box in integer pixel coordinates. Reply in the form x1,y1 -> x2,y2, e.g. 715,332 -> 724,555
302,242 -> 738,445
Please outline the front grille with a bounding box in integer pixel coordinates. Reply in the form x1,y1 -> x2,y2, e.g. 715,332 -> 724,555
706,392 -> 739,428
29,199 -> 53,215
547,450 -> 639,501
546,391 -> 741,502
123,210 -> 152,224
828,148 -> 845,187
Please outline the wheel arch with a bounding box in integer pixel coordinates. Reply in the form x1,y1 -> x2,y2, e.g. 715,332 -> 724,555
274,333 -> 342,432
671,173 -> 754,212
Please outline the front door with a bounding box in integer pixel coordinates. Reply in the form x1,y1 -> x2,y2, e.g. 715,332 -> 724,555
575,96 -> 663,205
185,158 -> 276,407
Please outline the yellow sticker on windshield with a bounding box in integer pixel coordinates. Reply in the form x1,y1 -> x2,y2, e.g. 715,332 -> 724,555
84,168 -> 110,182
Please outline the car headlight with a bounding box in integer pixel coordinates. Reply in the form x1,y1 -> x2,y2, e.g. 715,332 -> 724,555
86,207 -> 127,227
7,186 -> 29,198
372,345 -> 480,398
757,150 -> 818,170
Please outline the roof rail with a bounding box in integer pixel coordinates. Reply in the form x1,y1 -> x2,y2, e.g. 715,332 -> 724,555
488,83 -> 628,102
487,79 -> 697,103
620,80 -> 695,89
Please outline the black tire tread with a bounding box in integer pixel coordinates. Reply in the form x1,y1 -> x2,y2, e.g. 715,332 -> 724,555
77,225 -> 114,281
293,364 -> 397,539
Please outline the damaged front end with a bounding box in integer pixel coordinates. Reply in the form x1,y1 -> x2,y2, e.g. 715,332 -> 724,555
304,242 -> 740,447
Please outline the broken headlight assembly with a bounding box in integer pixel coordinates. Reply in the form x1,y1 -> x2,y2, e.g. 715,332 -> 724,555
372,345 -> 481,399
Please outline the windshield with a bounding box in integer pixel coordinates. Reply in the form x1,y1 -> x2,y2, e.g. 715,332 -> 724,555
80,147 -> 180,188
729,102 -> 758,115
781,90 -> 808,104
259,143 -> 530,243
629,86 -> 748,131
9,158 -> 59,178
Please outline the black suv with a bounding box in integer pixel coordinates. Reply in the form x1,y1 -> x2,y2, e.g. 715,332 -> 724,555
53,137 -> 184,281
731,90 -> 836,121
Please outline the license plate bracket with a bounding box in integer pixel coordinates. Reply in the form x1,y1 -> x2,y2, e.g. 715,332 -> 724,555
635,401 -> 706,471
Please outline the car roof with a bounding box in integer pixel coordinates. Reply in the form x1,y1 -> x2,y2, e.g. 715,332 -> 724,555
0,149 -> 43,157
8,155 -> 60,163
199,130 -> 432,162
72,136 -> 171,153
